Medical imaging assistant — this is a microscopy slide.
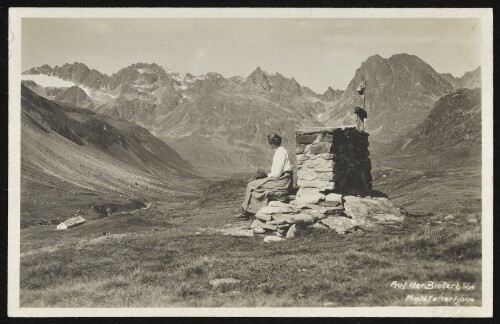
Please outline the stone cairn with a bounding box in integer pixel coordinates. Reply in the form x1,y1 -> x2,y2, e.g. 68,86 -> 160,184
223,126 -> 405,241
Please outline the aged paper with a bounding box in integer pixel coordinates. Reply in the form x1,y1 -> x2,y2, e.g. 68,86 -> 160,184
8,8 -> 493,317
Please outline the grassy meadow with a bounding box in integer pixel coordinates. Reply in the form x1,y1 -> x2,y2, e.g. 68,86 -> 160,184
19,161 -> 482,307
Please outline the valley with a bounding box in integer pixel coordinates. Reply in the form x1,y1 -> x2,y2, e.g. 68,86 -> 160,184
18,53 -> 483,307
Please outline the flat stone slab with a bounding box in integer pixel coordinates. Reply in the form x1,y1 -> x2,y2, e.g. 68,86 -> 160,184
320,216 -> 357,234
309,222 -> 329,230
253,227 -> 266,234
263,236 -> 286,243
296,126 -> 357,135
250,219 -> 277,231
325,193 -> 343,203
257,205 -> 296,215
268,201 -> 293,208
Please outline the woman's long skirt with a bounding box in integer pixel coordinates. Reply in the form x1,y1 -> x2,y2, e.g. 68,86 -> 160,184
241,172 -> 293,214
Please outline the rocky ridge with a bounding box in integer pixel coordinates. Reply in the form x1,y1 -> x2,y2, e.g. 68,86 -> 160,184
322,54 -> 462,143
22,56 -> 481,171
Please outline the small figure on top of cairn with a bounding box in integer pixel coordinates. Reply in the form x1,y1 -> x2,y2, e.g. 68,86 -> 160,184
354,79 -> 368,132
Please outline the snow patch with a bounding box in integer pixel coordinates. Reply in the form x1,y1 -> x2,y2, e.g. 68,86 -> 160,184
80,86 -> 118,103
22,74 -> 75,88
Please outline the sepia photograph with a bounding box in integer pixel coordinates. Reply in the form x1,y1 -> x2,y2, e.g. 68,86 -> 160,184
8,8 -> 493,317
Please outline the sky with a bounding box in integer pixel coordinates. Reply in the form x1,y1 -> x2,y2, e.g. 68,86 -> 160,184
21,18 -> 481,93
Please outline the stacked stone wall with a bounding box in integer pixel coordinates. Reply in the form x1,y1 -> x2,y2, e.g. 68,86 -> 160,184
295,126 -> 372,208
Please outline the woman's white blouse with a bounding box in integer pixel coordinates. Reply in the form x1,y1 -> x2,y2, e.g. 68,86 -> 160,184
268,146 -> 293,178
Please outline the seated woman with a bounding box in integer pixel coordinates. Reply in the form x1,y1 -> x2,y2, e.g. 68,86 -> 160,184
235,133 -> 294,220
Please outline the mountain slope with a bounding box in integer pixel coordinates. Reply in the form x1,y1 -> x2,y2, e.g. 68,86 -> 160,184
386,87 -> 481,155
322,54 -> 457,143
21,84 -> 201,221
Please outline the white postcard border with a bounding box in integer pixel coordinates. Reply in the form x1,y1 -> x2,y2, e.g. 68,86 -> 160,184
8,7 -> 493,318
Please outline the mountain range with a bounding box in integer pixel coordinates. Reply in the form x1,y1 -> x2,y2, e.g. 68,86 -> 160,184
22,54 -> 481,172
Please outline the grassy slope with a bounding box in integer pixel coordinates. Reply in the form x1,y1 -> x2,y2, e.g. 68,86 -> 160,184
20,164 -> 482,307
21,85 -> 202,225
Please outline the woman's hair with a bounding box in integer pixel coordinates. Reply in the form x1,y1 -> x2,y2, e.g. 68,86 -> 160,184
267,133 -> 282,146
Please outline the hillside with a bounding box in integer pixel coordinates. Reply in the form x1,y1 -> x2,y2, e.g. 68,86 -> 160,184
21,84 -> 201,224
322,54 -> 457,143
377,88 -> 481,170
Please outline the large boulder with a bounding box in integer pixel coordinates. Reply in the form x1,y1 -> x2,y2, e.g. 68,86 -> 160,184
343,196 -> 406,226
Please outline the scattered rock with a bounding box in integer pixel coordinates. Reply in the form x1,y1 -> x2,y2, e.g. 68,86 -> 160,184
320,200 -> 342,207
296,188 -> 326,204
297,179 -> 335,191
277,228 -> 288,235
255,213 -> 272,222
343,195 -> 405,225
264,236 -> 285,243
309,222 -> 329,230
277,223 -> 292,230
250,219 -> 277,231
268,201 -> 292,208
467,217 -> 478,224
257,205 -> 295,215
253,227 -> 266,234
301,208 -> 326,220
286,224 -> 298,239
284,213 -> 315,225
320,216 -> 356,234
444,215 -> 455,220
325,193 -> 343,203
